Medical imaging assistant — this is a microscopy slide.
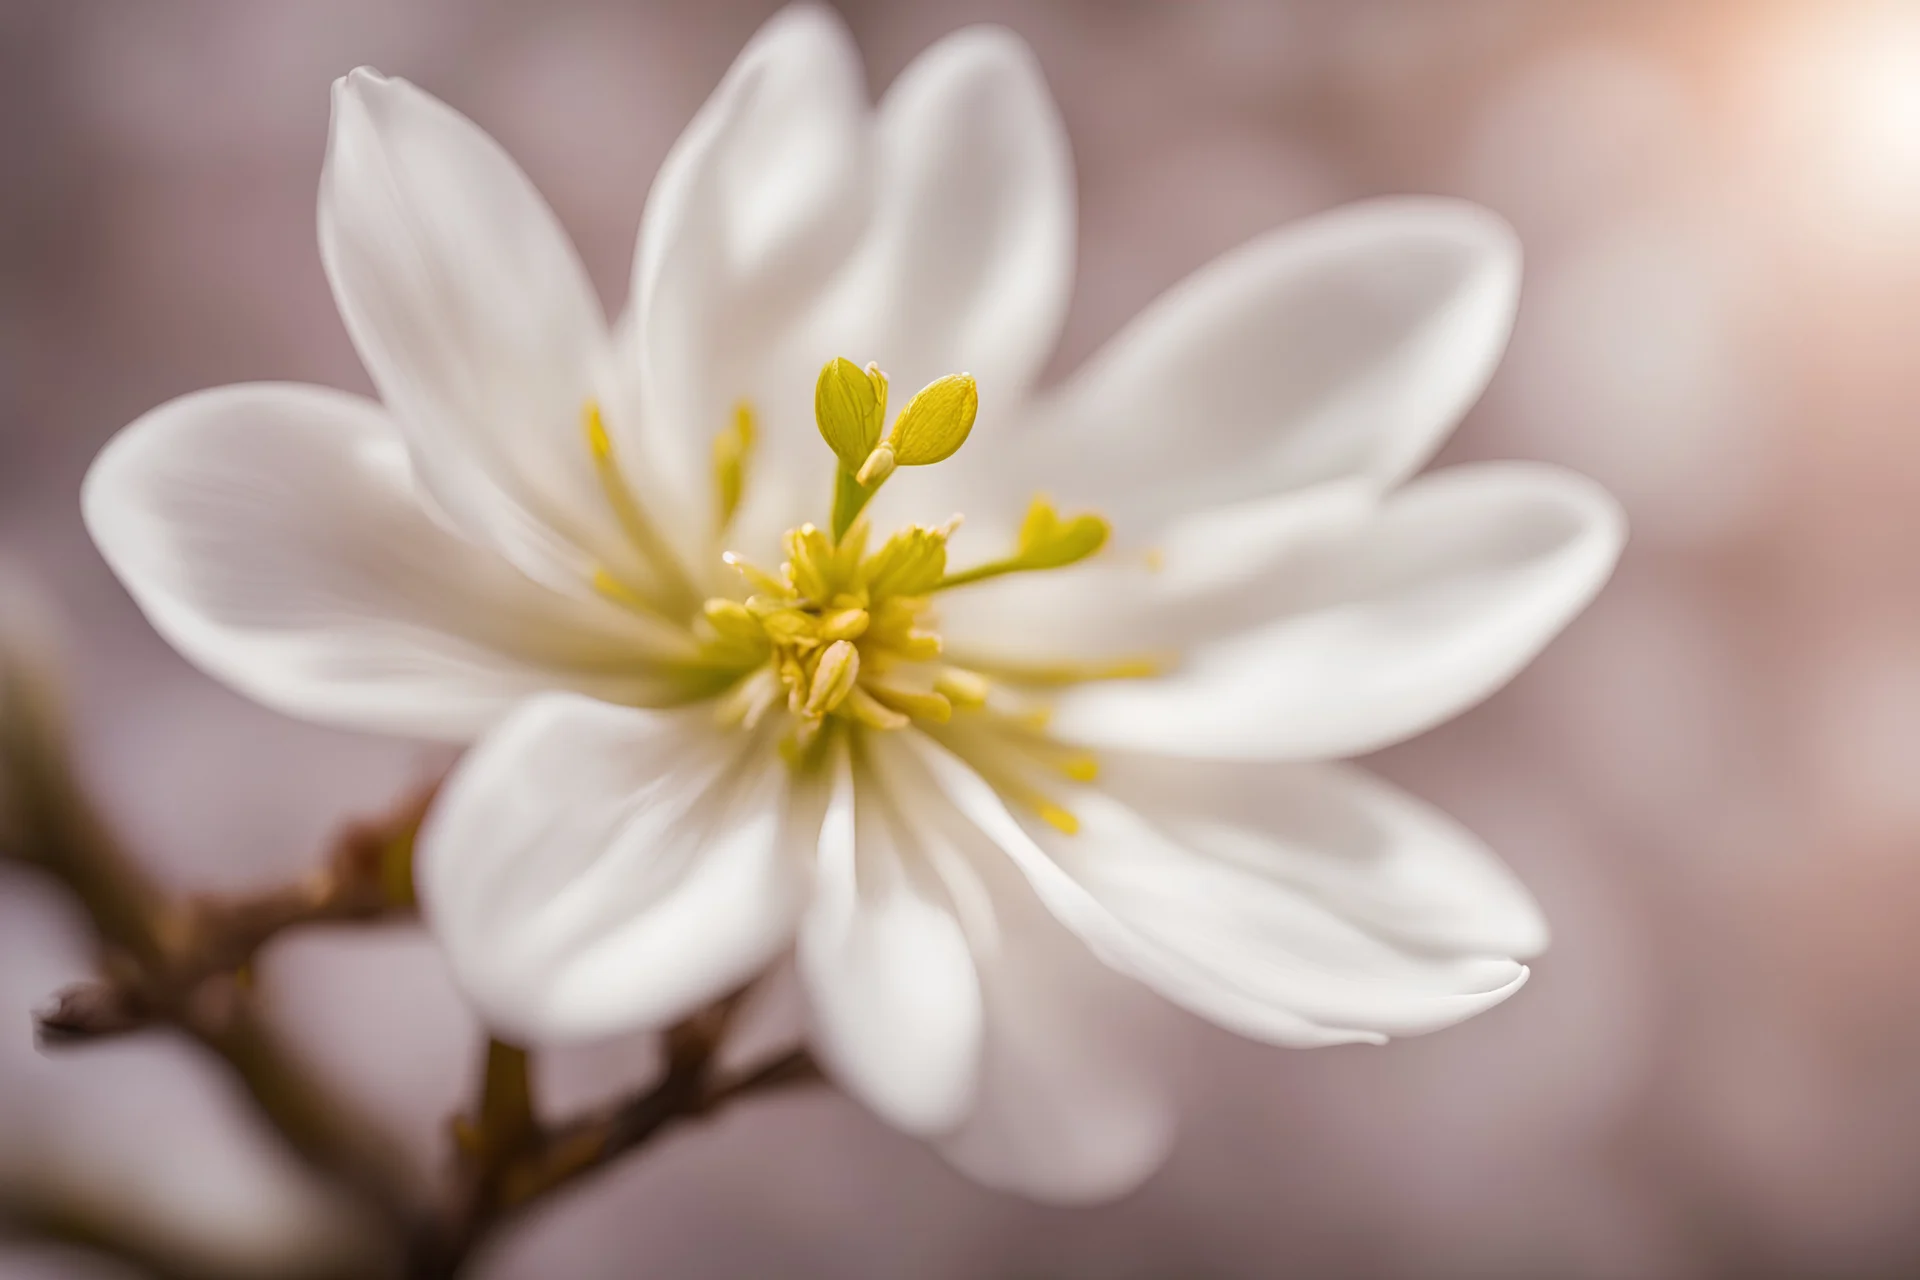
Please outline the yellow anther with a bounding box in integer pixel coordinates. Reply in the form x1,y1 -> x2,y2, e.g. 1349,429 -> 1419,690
802,640 -> 861,717
1036,804 -> 1081,836
722,552 -> 788,597
887,373 -> 978,466
758,609 -> 816,646
863,525 -> 950,599
933,667 -> 991,708
702,598 -> 759,639
1057,754 -> 1100,783
698,598 -> 770,666
899,631 -> 942,662
784,523 -> 838,603
866,684 -> 953,724
817,608 -> 870,642
844,685 -> 911,730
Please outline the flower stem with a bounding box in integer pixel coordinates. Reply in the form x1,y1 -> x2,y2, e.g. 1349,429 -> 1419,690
831,465 -> 879,542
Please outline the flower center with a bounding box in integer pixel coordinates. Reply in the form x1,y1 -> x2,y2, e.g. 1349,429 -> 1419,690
580,357 -> 1140,822
704,516 -> 975,747
702,358 -> 1122,758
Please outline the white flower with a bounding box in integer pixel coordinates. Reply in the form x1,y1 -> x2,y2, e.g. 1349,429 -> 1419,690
83,7 -> 1624,1201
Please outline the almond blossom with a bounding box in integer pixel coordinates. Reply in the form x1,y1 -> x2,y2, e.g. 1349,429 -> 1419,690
83,6 -> 1624,1201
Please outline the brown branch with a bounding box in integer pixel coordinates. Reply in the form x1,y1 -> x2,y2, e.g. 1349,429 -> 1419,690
26,779 -> 433,1048
415,994 -> 823,1279
1,657 -> 432,1271
0,1186 -> 375,1280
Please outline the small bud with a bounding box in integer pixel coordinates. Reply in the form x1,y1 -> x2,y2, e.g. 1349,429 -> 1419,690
803,640 -> 861,717
815,357 -> 886,469
887,374 -> 977,467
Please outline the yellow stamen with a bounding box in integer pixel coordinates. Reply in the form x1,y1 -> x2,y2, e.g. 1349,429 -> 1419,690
722,551 -> 789,597
817,608 -> 870,642
592,568 -> 659,615
715,666 -> 781,729
865,683 -> 953,724
933,666 -> 991,708
936,496 -> 1111,591
584,401 -> 693,611
1036,804 -> 1081,836
951,655 -> 1167,686
802,640 -> 861,717
712,400 -> 756,532
844,685 -> 910,730
1057,754 -> 1100,783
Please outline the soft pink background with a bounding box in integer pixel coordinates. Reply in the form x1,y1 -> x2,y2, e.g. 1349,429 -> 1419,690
6,1 -> 1920,1276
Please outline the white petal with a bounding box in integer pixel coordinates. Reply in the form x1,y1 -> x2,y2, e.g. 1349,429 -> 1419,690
899,732 -> 1531,1048
862,735 -> 1177,1199
626,6 -> 872,545
798,740 -> 982,1135
83,384 -> 692,741
320,69 -> 617,581
417,695 -> 814,1045
1022,198 -> 1521,531
815,26 -> 1073,421
935,895 -> 1177,1202
1087,752 -> 1547,960
1045,463 -> 1626,760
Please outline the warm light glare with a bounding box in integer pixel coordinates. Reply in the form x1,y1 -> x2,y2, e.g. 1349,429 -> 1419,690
1764,5 -> 1920,227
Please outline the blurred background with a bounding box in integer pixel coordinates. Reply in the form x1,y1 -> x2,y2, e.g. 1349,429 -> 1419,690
3,0 -> 1919,1276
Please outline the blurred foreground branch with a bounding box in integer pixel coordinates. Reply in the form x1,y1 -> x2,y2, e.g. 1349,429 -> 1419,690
419,989 -> 820,1278
32,780 -> 430,1045
1,646 -> 826,1278
0,652 -> 429,1269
